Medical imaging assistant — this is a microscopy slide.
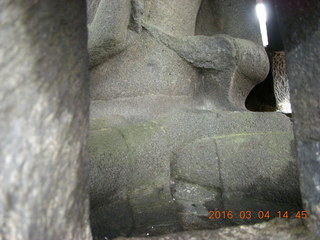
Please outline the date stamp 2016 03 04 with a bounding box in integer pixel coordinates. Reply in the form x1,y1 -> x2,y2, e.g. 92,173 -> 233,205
208,210 -> 307,220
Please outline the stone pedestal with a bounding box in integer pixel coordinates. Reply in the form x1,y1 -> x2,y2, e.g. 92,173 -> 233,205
89,111 -> 301,239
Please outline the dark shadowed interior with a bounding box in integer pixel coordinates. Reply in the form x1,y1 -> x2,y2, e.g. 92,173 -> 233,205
0,0 -> 319,240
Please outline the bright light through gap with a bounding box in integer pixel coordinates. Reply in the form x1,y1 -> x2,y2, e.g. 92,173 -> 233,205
256,3 -> 269,47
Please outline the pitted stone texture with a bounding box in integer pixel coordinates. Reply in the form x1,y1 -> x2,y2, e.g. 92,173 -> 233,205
297,141 -> 320,236
217,132 -> 301,224
115,218 -> 310,240
90,194 -> 134,240
274,0 -> 320,236
88,0 -> 136,68
87,0 -> 101,24
143,24 -> 236,70
217,132 -> 299,198
129,185 -> 180,236
89,110 -> 300,239
88,0 -> 269,117
87,0 -> 202,68
88,128 -> 131,209
172,181 -> 226,231
172,139 -> 221,188
90,96 -> 195,121
0,1 -> 91,239
143,24 -> 269,110
196,0 -> 263,45
172,131 -> 300,227
145,0 -> 202,36
90,31 -> 199,101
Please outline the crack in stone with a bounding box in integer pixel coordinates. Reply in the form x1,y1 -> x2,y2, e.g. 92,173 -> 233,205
214,139 -> 225,210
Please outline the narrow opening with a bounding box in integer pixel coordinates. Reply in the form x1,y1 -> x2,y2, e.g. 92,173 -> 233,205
256,2 -> 269,46
246,0 -> 292,115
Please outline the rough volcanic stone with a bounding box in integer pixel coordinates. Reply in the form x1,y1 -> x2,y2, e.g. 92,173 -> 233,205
172,181 -> 226,231
90,195 -> 133,240
90,96 -> 195,121
217,132 -> 301,224
196,0 -> 263,45
141,23 -> 269,110
87,1 -> 307,239
274,0 -> 320,236
145,0 -> 202,36
88,0 -> 269,118
87,0 -> 202,68
90,31 -> 199,102
0,1 -> 91,240
87,0 -> 101,24
88,0 -> 136,68
88,128 -> 131,208
172,138 -> 221,188
129,185 -> 180,236
218,132 -> 299,201
88,110 -> 301,238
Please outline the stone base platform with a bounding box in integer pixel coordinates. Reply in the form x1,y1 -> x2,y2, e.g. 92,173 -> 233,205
88,109 -> 301,239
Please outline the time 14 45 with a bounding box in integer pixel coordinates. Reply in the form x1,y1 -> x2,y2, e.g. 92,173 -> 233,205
277,211 -> 307,219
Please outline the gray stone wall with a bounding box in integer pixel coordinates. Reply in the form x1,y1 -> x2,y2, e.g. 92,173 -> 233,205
0,1 -> 91,239
273,0 -> 320,237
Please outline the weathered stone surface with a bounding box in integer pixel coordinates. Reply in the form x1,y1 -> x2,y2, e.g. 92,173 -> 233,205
272,51 -> 292,114
115,218 -> 311,240
87,1 -> 305,239
89,0 -> 269,115
172,181 -> 226,231
90,32 -> 199,102
196,0 -> 263,45
88,110 -> 301,238
0,1 -> 91,239
143,24 -> 237,70
88,0 -> 136,68
87,0 -> 101,24
90,96 -> 195,121
87,0 -> 202,68
89,128 -> 131,209
218,133 -> 300,224
274,0 -> 320,236
173,139 -> 221,188
90,195 -> 133,239
145,0 -> 202,36
141,23 -> 269,110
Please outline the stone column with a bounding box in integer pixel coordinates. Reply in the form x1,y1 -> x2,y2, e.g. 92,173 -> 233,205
273,0 -> 320,237
0,1 -> 91,239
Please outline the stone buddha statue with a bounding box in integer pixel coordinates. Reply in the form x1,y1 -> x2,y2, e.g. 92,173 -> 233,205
87,1 -> 301,239
89,0 -> 268,119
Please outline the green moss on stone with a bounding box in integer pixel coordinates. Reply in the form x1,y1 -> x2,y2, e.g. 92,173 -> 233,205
88,128 -> 129,165
118,119 -> 165,147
